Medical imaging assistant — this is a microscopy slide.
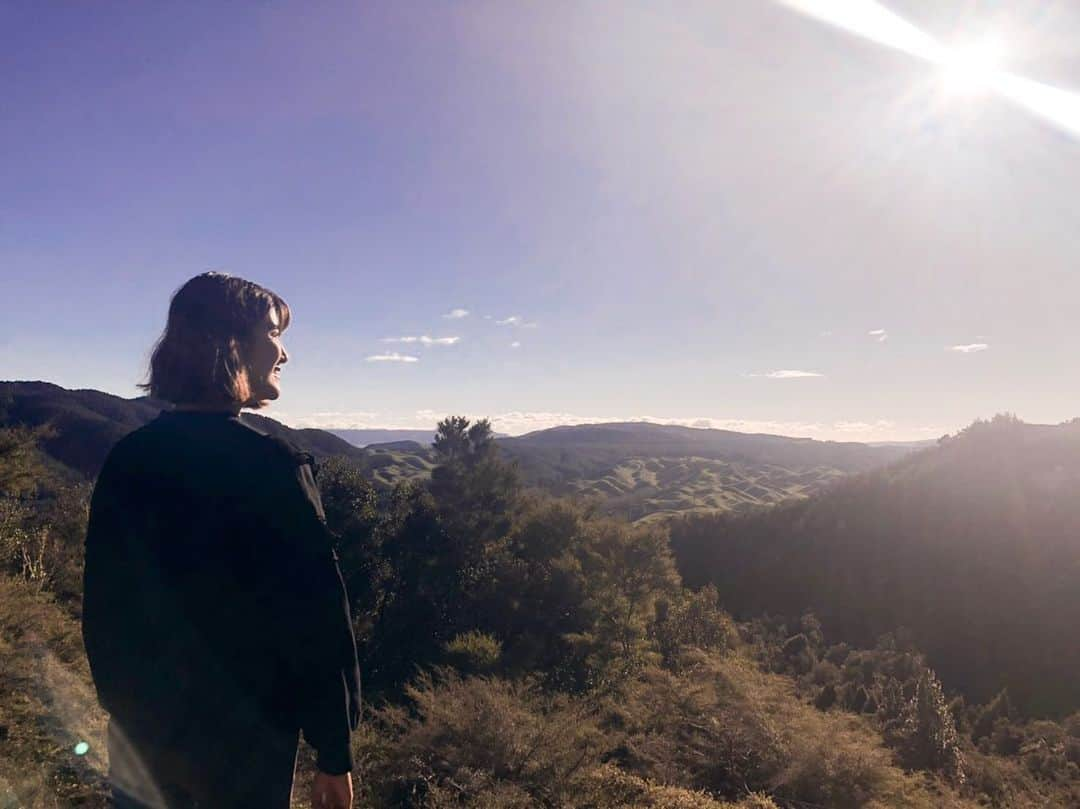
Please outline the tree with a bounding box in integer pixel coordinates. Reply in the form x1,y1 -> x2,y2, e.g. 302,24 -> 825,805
0,425 -> 53,498
315,456 -> 383,640
429,416 -> 519,550
898,669 -> 965,783
364,418 -> 523,694
973,689 -> 1015,742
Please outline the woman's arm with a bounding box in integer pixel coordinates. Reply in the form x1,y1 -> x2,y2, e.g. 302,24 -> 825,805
266,449 -> 362,776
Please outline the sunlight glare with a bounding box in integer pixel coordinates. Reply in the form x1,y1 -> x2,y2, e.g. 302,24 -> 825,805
775,0 -> 1080,141
940,41 -> 1006,96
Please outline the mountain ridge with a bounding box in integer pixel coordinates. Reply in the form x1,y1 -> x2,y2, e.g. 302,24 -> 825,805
0,381 -> 919,519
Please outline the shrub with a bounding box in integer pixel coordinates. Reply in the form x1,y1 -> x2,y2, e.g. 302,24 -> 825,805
445,631 -> 502,674
815,683 -> 838,711
653,585 -> 737,666
362,670 -> 605,806
579,763 -> 776,808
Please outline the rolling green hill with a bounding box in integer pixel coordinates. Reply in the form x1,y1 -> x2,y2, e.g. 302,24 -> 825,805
525,456 -> 849,521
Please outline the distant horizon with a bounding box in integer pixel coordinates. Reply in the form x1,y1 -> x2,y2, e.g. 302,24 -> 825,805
3,377 -> 1054,443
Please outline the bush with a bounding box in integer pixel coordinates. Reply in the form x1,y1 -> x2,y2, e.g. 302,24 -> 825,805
445,631 -> 502,674
580,763 -> 776,809
362,670 -> 605,806
653,585 -> 737,666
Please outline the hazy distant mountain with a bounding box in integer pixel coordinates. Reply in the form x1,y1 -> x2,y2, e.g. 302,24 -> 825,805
670,414 -> 1080,716
330,429 -> 510,447
502,421 -> 910,471
365,440 -> 427,452
330,429 -> 438,447
0,381 -> 366,479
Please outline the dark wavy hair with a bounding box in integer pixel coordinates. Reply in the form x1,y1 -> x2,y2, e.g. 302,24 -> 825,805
138,272 -> 291,408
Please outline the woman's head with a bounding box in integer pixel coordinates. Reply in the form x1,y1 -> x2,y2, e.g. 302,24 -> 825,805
139,272 -> 290,410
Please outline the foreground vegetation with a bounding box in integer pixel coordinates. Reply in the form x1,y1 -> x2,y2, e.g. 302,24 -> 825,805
0,419 -> 1076,807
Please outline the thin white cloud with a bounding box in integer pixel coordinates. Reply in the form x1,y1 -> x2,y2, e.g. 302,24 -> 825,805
510,341 -> 521,348
496,315 -> 537,328
833,420 -> 897,434
442,308 -> 469,319
381,335 -> 461,346
366,352 -> 419,363
868,329 -> 888,343
949,343 -> 989,353
755,369 -> 825,379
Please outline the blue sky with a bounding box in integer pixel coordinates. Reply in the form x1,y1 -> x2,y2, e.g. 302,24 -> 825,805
6,1 -> 1080,440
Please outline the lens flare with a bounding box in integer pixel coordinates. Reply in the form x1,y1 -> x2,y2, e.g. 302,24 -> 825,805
776,0 -> 1080,139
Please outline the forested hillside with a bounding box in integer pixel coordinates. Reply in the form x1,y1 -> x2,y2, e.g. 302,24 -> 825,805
670,414 -> 1080,718
1,415 -> 1077,807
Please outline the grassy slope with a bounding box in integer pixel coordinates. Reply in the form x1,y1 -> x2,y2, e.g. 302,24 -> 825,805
360,450 -> 847,522
563,457 -> 846,522
0,577 -> 108,808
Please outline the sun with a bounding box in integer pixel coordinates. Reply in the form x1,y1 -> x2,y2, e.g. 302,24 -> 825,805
940,40 -> 1006,96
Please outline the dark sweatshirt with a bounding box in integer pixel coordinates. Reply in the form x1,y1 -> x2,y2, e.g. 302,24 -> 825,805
82,409 -> 361,776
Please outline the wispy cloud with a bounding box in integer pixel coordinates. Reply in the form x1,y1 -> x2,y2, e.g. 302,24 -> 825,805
949,343 -> 989,353
496,315 -> 537,328
755,369 -> 825,379
510,341 -> 521,349
833,420 -> 897,434
442,308 -> 469,319
868,329 -> 888,343
381,335 -> 461,346
366,352 -> 419,363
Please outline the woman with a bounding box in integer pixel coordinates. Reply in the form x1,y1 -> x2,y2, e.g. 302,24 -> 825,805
82,272 -> 361,809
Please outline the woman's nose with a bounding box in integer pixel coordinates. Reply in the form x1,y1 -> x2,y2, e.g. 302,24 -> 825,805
279,347 -> 288,365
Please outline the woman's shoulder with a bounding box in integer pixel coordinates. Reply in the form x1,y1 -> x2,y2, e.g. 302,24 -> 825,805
261,432 -> 316,468
232,419 -> 316,470
98,414 -> 317,487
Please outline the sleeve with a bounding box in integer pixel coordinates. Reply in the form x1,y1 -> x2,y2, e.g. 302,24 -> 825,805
268,449 -> 362,775
81,445 -> 157,721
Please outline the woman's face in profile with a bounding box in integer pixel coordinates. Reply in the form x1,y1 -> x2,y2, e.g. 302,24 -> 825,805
244,307 -> 288,406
